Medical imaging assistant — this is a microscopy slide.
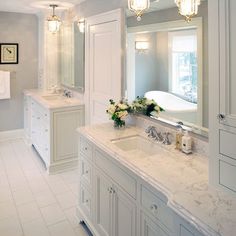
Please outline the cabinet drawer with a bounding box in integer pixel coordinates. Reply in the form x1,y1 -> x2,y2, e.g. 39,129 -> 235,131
219,160 -> 236,192
79,155 -> 92,188
95,149 -> 137,199
80,137 -> 92,161
32,99 -> 50,123
141,185 -> 173,230
79,184 -> 92,220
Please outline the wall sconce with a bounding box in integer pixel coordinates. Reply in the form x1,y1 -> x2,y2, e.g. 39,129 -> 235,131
135,41 -> 149,53
128,0 -> 150,21
77,18 -> 85,33
47,4 -> 61,33
175,0 -> 201,22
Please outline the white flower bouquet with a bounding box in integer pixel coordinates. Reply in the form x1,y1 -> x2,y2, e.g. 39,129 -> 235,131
131,96 -> 164,117
106,99 -> 131,128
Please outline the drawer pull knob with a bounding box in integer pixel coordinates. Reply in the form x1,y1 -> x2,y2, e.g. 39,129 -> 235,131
84,147 -> 88,151
85,170 -> 89,174
85,199 -> 89,203
150,204 -> 158,212
217,114 -> 225,121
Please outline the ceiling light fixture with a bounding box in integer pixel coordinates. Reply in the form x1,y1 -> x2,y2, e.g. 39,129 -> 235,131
47,4 -> 61,33
175,0 -> 201,22
128,0 -> 150,21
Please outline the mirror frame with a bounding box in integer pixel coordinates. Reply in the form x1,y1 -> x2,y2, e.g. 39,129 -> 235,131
126,17 -> 208,138
59,17 -> 85,93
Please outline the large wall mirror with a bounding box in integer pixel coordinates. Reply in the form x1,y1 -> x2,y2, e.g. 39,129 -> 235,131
59,19 -> 85,92
126,1 -> 208,136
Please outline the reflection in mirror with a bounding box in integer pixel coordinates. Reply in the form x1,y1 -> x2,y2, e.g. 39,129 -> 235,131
126,2 -> 208,136
59,20 -> 85,92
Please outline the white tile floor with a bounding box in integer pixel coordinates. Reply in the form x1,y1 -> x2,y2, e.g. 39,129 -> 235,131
0,138 -> 91,236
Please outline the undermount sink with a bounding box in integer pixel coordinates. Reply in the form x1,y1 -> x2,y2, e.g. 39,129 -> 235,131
111,135 -> 162,157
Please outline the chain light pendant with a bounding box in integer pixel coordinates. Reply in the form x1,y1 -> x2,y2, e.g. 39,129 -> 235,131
128,0 -> 150,21
175,0 -> 201,22
47,4 -> 61,33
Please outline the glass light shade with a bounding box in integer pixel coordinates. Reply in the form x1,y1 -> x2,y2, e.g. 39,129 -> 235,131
48,20 -> 61,33
128,0 -> 150,21
175,0 -> 201,22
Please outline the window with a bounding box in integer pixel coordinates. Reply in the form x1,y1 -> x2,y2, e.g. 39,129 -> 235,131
168,30 -> 198,103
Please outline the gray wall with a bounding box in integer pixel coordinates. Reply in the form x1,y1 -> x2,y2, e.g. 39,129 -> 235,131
135,33 -> 159,97
0,12 -> 38,131
74,0 -> 127,18
156,32 -> 169,92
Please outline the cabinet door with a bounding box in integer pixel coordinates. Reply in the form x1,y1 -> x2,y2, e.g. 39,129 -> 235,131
94,171 -> 113,236
86,9 -> 123,124
141,213 -> 169,236
219,0 -> 236,127
53,109 -> 83,162
113,187 -> 136,236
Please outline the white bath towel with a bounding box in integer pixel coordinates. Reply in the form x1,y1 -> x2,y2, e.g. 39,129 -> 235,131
0,71 -> 10,99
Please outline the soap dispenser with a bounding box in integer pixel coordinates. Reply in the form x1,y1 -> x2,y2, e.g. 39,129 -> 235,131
175,128 -> 183,150
181,131 -> 192,154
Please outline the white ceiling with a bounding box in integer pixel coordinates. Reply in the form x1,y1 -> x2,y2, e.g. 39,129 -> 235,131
0,0 -> 85,14
0,0 -> 204,15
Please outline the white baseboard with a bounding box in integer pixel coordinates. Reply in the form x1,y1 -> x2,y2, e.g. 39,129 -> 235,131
0,129 -> 24,142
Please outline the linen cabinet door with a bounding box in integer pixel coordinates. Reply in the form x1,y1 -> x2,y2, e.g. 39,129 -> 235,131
218,0 -> 236,128
94,170 -> 113,236
113,187 -> 136,236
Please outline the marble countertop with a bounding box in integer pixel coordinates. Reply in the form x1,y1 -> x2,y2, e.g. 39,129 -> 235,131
78,123 -> 236,236
24,89 -> 84,109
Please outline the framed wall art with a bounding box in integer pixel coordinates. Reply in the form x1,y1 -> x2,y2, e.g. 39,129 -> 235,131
0,43 -> 19,64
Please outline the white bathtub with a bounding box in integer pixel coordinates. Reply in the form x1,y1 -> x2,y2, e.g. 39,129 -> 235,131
145,91 -> 197,123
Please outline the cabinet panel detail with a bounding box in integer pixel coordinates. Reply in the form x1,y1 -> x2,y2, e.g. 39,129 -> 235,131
141,185 -> 173,230
53,110 -> 83,162
141,212 -> 169,236
219,160 -> 236,192
95,149 -> 137,199
220,129 -> 236,160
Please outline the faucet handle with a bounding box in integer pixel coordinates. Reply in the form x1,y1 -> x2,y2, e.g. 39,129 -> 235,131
145,126 -> 154,134
162,132 -> 172,145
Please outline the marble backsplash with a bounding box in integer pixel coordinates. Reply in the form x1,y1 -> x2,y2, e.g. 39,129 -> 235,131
130,115 -> 209,157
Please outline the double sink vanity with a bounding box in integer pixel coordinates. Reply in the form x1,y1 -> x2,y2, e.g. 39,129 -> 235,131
77,121 -> 236,236
24,89 -> 84,173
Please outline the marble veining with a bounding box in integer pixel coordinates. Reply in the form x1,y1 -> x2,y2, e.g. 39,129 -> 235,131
78,123 -> 236,236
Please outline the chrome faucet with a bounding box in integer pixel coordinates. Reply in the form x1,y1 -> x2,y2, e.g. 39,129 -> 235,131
145,126 -> 163,142
145,126 -> 172,145
162,132 -> 171,145
63,89 -> 72,98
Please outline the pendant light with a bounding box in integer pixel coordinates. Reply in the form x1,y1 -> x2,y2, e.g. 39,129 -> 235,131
128,0 -> 150,21
175,0 -> 201,22
47,4 -> 61,33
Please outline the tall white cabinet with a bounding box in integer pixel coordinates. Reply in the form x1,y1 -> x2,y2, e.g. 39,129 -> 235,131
85,9 -> 124,125
209,0 -> 236,194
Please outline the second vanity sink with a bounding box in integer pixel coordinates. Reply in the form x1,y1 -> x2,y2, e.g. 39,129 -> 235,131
111,135 -> 163,158
42,95 -> 64,101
